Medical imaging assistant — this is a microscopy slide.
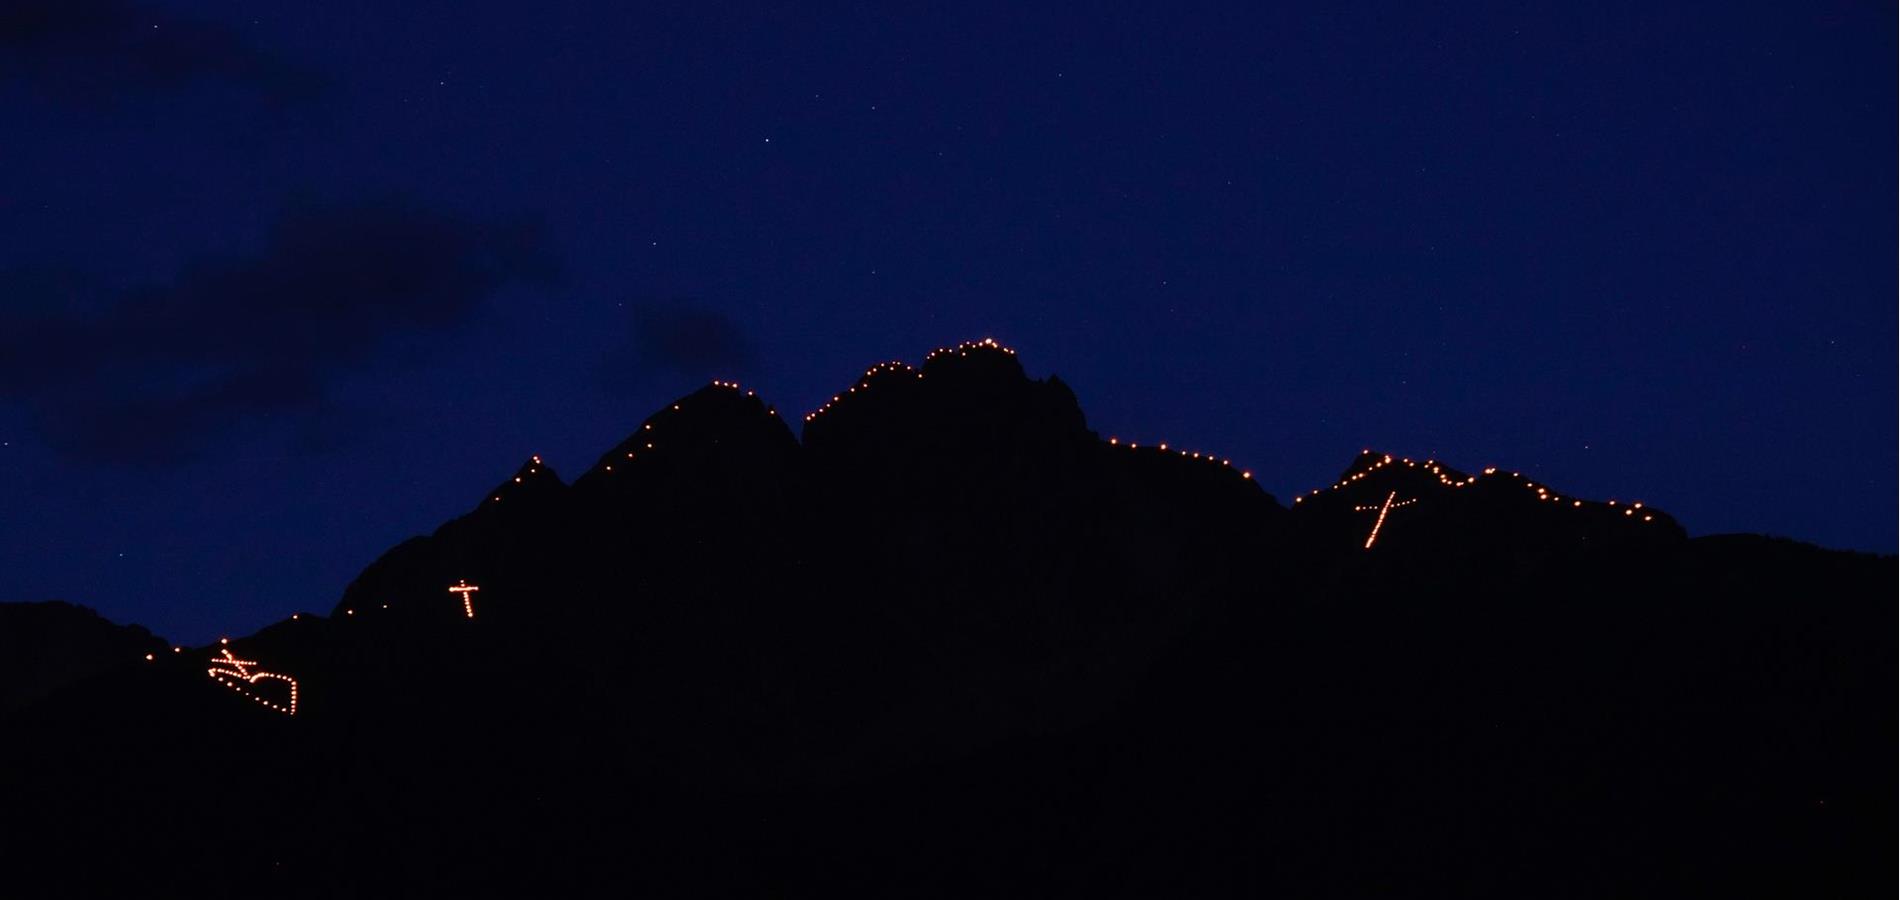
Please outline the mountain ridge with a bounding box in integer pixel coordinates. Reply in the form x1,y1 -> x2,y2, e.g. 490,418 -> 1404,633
0,339 -> 1888,898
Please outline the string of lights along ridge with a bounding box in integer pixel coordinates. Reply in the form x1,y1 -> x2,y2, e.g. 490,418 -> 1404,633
803,338 -> 1017,424
598,338 -> 1259,488
1105,436 -> 1252,480
597,379 -> 770,475
491,456 -> 549,502
136,340 -> 1270,723
1294,451 -> 1658,525
804,335 -> 1258,482
144,345 -> 1679,724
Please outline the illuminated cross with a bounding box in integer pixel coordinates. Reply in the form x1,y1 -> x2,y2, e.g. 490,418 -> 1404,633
1353,490 -> 1418,549
449,580 -> 480,619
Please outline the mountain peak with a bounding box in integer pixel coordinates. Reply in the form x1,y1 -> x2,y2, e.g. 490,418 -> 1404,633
801,337 -> 1086,457
1291,447 -> 1684,550
5,340 -> 1888,898
920,336 -> 1021,370
477,454 -> 566,509
580,379 -> 794,484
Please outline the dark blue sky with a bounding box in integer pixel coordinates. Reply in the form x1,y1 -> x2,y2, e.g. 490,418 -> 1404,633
2,1 -> 1893,643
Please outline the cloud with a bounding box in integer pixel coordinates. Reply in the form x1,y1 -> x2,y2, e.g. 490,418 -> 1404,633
0,200 -> 557,463
631,305 -> 761,378
597,304 -> 761,399
0,0 -> 324,105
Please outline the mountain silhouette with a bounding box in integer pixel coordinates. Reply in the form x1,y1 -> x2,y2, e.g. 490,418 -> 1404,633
0,601 -> 165,713
1,339 -> 1890,898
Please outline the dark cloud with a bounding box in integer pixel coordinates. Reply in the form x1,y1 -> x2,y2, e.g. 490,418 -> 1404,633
0,0 -> 324,105
630,305 -> 761,378
0,200 -> 557,463
598,304 -> 760,400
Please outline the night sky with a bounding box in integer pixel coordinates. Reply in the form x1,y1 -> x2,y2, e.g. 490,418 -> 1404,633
2,1 -> 1892,644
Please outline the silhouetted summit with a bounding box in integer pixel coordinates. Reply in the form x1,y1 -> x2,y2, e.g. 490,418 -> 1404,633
0,601 -> 164,713
1289,449 -> 1687,562
1,339 -> 1890,899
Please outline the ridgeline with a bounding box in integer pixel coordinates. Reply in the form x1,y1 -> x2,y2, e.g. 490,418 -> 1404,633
3,340 -> 1890,897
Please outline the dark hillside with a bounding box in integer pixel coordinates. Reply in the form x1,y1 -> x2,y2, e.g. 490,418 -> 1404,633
1,341 -> 1889,898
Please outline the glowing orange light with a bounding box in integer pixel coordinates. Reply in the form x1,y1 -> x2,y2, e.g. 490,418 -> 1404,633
1354,490 -> 1418,549
449,580 -> 481,619
206,647 -> 298,715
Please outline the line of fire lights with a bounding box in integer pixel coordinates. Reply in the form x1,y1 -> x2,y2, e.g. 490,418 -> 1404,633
597,386 -> 769,475
151,578 -> 487,716
799,337 -> 1259,481
150,345 -> 1666,714
1293,452 -> 1656,523
803,338 -> 1022,424
161,454 -> 1660,712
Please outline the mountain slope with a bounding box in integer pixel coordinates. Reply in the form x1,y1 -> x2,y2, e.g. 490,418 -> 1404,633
0,340 -> 1889,899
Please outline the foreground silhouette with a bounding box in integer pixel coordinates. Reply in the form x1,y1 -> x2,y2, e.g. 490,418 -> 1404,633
3,340 -> 1891,898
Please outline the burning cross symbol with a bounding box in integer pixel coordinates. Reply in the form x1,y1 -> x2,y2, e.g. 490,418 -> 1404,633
1353,490 -> 1418,549
449,580 -> 480,619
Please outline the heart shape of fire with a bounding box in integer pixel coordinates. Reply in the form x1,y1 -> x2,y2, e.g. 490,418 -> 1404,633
207,648 -> 299,715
